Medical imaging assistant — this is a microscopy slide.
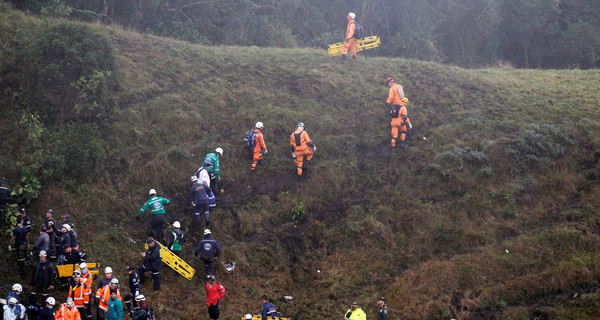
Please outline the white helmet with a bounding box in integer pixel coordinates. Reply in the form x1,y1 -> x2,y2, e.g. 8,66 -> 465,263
255,122 -> 264,129
110,278 -> 119,285
12,283 -> 22,292
79,262 -> 88,272
173,221 -> 181,228
135,294 -> 145,301
46,297 -> 56,306
149,189 -> 156,195
245,314 -> 253,320
297,122 -> 305,130
215,147 -> 223,156
204,229 -> 211,235
348,12 -> 356,19
8,297 -> 17,306
39,250 -> 47,257
105,266 -> 113,274
191,175 -> 198,182
66,298 -> 74,307
62,224 -> 72,231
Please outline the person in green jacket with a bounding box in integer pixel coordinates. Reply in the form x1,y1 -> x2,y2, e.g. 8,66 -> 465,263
131,295 -> 148,320
168,221 -> 184,257
345,301 -> 367,320
203,147 -> 223,198
106,289 -> 123,320
137,189 -> 170,244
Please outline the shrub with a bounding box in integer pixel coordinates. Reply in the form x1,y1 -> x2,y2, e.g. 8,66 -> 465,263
16,20 -> 117,127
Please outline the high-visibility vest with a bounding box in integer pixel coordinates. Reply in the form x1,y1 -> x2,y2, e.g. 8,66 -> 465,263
81,271 -> 93,297
95,286 -> 121,312
69,278 -> 90,307
55,304 -> 82,320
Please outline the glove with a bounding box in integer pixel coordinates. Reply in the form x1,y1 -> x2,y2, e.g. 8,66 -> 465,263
313,146 -> 317,151
263,150 -> 268,155
8,245 -> 12,251
218,177 -> 221,181
292,152 -> 296,159
409,123 -> 413,130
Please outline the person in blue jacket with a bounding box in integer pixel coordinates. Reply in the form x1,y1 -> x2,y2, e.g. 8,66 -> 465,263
194,229 -> 221,276
138,238 -> 162,291
189,176 -> 214,227
261,295 -> 278,319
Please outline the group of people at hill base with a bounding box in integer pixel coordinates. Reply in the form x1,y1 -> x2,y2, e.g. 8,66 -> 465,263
344,297 -> 390,320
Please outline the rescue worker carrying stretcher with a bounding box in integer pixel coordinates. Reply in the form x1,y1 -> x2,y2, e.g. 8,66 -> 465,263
341,12 -> 357,59
385,77 -> 412,147
290,122 -> 316,178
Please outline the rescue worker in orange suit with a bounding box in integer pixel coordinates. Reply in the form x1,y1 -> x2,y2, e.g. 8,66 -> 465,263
68,270 -> 89,317
290,122 -> 316,178
55,297 -> 82,320
251,122 -> 268,173
95,278 -> 121,320
341,12 -> 357,59
385,77 -> 412,147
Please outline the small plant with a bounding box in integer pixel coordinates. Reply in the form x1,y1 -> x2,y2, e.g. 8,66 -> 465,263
291,201 -> 306,222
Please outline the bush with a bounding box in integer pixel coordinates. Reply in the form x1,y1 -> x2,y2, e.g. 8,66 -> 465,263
16,20 -> 117,127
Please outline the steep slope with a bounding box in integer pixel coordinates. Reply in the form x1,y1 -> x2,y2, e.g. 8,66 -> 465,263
1,8 -> 600,320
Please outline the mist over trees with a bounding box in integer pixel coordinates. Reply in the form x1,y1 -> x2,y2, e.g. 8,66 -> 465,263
8,0 -> 600,68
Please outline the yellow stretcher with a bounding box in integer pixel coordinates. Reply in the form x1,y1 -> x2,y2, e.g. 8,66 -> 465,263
240,316 -> 290,320
56,263 -> 101,277
145,241 -> 195,280
327,35 -> 381,57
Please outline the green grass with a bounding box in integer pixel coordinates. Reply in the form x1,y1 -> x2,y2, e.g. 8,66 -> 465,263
1,7 -> 600,319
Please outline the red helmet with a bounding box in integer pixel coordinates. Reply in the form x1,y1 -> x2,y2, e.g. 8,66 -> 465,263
385,77 -> 394,85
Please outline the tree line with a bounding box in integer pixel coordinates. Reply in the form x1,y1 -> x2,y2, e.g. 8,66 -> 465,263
8,0 -> 600,68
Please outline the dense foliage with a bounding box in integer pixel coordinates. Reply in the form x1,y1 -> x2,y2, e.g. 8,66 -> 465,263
6,0 -> 600,68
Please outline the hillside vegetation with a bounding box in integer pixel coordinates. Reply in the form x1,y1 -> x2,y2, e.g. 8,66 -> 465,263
1,6 -> 600,320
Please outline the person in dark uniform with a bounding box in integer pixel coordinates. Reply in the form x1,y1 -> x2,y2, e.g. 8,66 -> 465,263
57,224 -> 71,265
189,176 -> 213,227
376,297 -> 389,320
38,297 -> 56,320
0,176 -> 9,230
18,208 -> 32,235
138,238 -> 162,291
123,265 -> 141,312
29,250 -> 55,305
44,209 -> 58,260
9,216 -> 29,275
194,229 -> 221,276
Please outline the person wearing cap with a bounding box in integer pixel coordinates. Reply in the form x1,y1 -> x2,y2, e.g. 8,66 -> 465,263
385,77 -> 411,148
203,147 -> 223,197
3,296 -> 25,320
30,250 -> 55,304
0,176 -> 9,230
68,270 -> 90,315
168,221 -> 184,257
139,238 -> 162,291
44,209 -> 59,259
261,295 -> 278,319
9,216 -> 29,275
194,229 -> 221,276
32,224 -> 50,256
290,122 -> 316,178
96,278 -> 121,320
63,213 -> 75,229
79,263 -> 93,320
376,297 -> 389,320
39,296 -> 56,320
344,301 -> 366,320
55,298 -> 82,320
105,289 -> 123,320
123,265 -> 141,312
205,274 -> 225,320
57,224 -> 72,265
18,208 -> 32,235
250,122 -> 268,173
131,295 -> 148,320
341,12 -> 358,59
137,189 -> 170,244
190,175 -> 214,227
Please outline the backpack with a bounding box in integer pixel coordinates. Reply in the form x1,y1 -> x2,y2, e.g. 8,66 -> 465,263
146,306 -> 156,320
354,22 -> 364,39
389,104 -> 401,118
243,130 -> 257,151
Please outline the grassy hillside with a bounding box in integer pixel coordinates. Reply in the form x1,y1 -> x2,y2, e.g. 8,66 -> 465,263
1,6 -> 600,320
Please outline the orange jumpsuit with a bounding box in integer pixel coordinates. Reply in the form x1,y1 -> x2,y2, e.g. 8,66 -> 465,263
251,129 -> 267,172
68,277 -> 90,309
96,285 -> 121,313
54,303 -> 82,320
341,18 -> 356,57
387,83 -> 410,147
290,129 -> 315,176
